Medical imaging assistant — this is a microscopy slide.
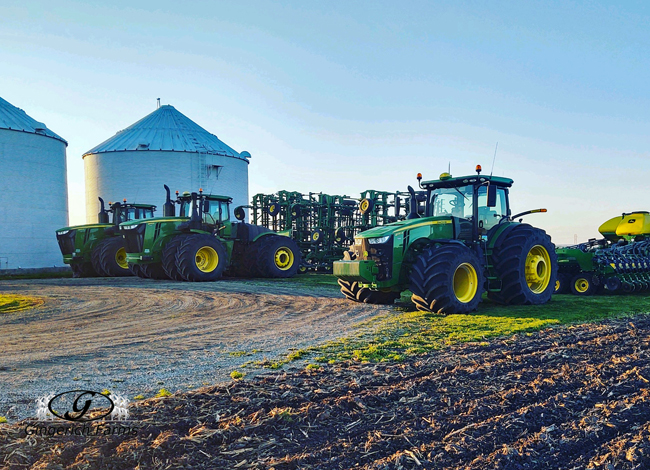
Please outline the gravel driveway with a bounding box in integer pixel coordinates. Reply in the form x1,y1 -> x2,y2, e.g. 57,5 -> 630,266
0,276 -> 389,421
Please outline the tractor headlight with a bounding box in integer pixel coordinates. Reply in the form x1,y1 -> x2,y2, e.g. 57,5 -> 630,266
368,235 -> 391,245
56,230 -> 69,236
122,224 -> 140,230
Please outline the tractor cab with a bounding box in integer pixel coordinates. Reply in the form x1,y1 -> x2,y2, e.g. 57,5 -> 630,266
418,167 -> 513,241
174,190 -> 232,234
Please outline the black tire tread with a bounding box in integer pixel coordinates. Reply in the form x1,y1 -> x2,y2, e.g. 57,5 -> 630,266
98,237 -> 132,277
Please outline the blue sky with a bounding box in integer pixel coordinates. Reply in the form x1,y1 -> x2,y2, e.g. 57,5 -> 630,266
2,0 -> 649,244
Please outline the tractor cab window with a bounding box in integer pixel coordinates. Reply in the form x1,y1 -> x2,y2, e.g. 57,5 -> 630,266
139,207 -> 155,219
179,200 -> 191,218
476,186 -> 508,232
431,186 -> 473,220
201,199 -> 230,225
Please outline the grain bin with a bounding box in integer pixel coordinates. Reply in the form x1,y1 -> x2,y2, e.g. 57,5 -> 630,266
83,104 -> 250,222
0,96 -> 68,269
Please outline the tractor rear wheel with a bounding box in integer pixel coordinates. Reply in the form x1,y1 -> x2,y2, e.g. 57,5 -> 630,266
250,236 -> 300,278
175,234 -> 227,281
490,224 -> 557,305
98,237 -> 132,277
570,273 -> 596,296
129,263 -> 144,277
409,244 -> 484,314
161,236 -> 186,281
337,279 -> 400,304
71,262 -> 97,278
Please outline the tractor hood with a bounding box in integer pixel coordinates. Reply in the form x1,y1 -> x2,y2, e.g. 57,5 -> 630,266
56,223 -> 112,234
356,216 -> 453,239
120,216 -> 191,228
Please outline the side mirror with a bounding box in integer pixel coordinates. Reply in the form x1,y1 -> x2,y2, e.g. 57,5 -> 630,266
203,200 -> 210,213
487,184 -> 497,207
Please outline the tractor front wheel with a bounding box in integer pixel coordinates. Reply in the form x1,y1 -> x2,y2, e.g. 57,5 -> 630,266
175,234 -> 227,281
140,263 -> 169,280
162,236 -> 186,281
71,262 -> 97,278
409,244 -> 484,314
250,236 -> 300,278
490,224 -> 557,305
98,237 -> 132,277
338,279 -> 400,304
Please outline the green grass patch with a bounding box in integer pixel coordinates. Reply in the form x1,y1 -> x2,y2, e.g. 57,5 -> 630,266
0,294 -> 44,314
0,271 -> 72,280
263,292 -> 650,367
0,417 -> 7,424
155,389 -> 172,398
230,370 -> 244,380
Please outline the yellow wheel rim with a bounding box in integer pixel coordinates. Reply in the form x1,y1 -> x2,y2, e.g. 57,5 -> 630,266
554,280 -> 561,292
195,246 -> 219,273
274,247 -> 294,271
525,245 -> 552,294
574,278 -> 589,293
453,262 -> 478,303
269,204 -> 276,214
115,247 -> 128,270
360,199 -> 369,212
313,232 -> 320,241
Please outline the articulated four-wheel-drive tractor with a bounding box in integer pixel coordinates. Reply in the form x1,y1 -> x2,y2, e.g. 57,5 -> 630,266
334,166 -> 558,314
120,185 -> 301,281
56,198 -> 157,277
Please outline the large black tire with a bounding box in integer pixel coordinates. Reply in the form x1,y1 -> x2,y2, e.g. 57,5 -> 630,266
161,236 -> 186,281
175,234 -> 227,282
490,224 -> 557,305
337,279 -> 400,304
250,235 -> 301,278
409,244 -> 485,314
140,263 -> 169,280
91,241 -> 110,277
554,272 -> 570,294
98,237 -> 132,277
570,273 -> 596,296
129,263 -> 144,278
71,262 -> 97,278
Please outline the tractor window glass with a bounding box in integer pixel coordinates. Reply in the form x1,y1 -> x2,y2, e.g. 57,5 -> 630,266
125,208 -> 136,221
141,208 -> 154,219
476,186 -> 507,231
220,202 -> 230,222
180,200 -> 191,217
431,187 -> 473,219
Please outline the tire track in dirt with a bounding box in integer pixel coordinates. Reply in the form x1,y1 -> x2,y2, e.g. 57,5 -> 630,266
0,277 -> 388,420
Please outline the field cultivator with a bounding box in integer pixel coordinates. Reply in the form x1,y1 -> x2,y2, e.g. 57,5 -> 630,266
251,189 -> 424,271
556,212 -> 650,295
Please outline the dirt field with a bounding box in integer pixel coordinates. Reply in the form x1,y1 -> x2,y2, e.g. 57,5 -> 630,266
0,276 -> 391,421
1,314 -> 649,469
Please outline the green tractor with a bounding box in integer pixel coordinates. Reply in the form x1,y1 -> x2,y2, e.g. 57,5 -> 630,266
120,185 -> 301,281
334,166 -> 558,313
56,198 -> 156,277
555,212 -> 650,295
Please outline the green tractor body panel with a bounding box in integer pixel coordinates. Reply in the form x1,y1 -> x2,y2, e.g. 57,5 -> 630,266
335,168 -> 558,313
56,223 -> 113,265
56,201 -> 156,267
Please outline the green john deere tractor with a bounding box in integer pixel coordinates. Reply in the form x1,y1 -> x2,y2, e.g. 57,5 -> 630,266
334,166 -> 558,314
56,198 -> 156,277
120,185 -> 301,281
